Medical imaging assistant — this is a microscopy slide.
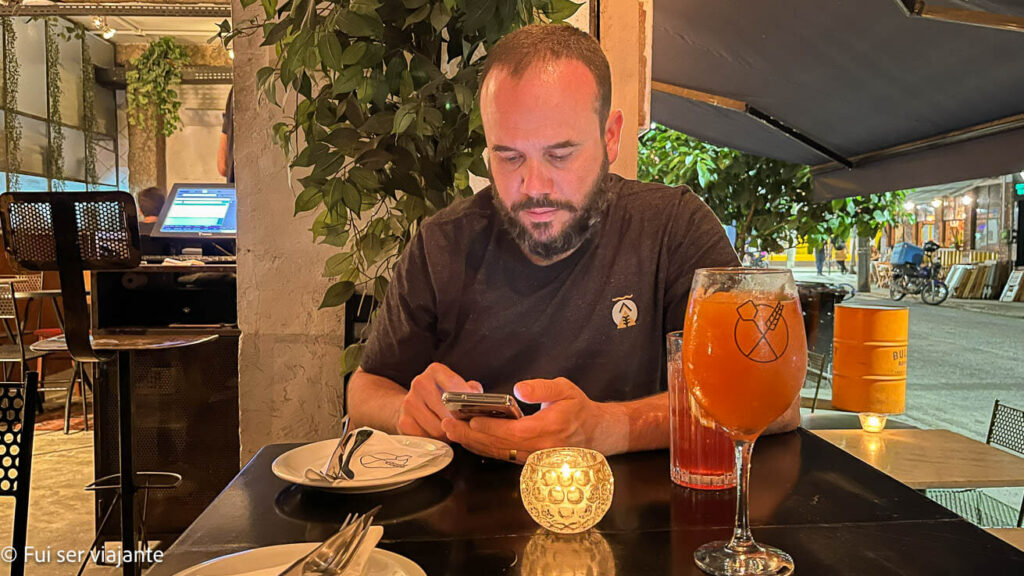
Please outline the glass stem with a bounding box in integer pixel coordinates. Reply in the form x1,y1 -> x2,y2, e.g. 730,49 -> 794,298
727,438 -> 758,554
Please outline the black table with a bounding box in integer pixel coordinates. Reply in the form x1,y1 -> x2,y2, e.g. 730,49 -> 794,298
148,430 -> 1024,575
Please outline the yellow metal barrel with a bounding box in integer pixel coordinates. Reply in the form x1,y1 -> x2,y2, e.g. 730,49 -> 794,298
831,304 -> 908,414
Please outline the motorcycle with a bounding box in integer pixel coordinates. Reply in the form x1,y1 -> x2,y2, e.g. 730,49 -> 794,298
889,241 -> 949,305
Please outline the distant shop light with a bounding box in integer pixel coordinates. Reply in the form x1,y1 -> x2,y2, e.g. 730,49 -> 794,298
931,198 -> 942,208
1016,183 -> 1024,196
903,200 -> 915,211
961,195 -> 974,206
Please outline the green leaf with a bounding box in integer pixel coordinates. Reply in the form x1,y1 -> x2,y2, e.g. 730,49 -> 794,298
349,0 -> 382,15
360,112 -> 395,135
349,166 -> 381,190
337,10 -> 384,39
430,2 -> 451,30
454,83 -> 474,113
324,252 -> 355,277
325,127 -> 360,150
332,66 -> 364,95
340,42 -> 368,66
540,0 -> 584,22
356,148 -> 392,170
341,343 -> 364,375
263,19 -> 291,45
404,3 -> 430,27
341,182 -> 362,214
318,33 -> 345,70
401,0 -> 427,8
294,187 -> 322,214
394,103 -> 417,134
256,66 -> 276,91
319,281 -> 355,309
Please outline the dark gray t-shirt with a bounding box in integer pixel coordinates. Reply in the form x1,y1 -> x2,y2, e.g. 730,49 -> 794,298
360,174 -> 739,404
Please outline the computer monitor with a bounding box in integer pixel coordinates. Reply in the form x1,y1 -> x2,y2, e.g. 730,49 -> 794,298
152,184 -> 237,239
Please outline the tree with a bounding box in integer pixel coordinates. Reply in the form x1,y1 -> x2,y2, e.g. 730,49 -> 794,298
638,124 -> 911,253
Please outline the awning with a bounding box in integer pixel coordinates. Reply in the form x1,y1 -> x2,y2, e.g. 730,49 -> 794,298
650,0 -> 1024,200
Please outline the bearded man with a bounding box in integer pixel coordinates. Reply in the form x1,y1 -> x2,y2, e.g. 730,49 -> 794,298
348,24 -> 799,462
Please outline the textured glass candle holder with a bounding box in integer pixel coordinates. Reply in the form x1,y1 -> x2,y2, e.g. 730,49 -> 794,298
520,447 -> 614,534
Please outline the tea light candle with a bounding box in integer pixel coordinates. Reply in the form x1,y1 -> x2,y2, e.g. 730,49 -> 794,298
520,447 -> 614,534
859,412 -> 888,433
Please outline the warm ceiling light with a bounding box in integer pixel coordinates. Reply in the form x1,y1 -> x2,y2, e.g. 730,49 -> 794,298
228,48 -> 235,60
931,198 -> 942,208
102,26 -> 116,40
903,200 -> 915,211
91,16 -> 104,29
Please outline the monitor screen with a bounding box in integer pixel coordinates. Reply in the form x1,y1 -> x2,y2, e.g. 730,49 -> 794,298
153,185 -> 237,238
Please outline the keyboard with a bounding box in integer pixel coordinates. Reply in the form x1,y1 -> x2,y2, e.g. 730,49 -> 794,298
142,255 -> 236,264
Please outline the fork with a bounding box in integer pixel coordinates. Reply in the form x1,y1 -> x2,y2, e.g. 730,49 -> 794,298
320,506 -> 382,575
275,512 -> 356,576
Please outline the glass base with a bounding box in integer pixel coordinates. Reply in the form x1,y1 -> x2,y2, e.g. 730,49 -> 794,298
672,466 -> 736,490
694,540 -> 794,576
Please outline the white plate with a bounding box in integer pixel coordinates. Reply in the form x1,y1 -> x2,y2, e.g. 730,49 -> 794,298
173,542 -> 426,576
272,436 -> 453,493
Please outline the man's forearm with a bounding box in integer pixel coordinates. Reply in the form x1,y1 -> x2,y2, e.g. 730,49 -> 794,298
347,368 -> 406,433
595,389 -> 799,456
596,392 -> 671,456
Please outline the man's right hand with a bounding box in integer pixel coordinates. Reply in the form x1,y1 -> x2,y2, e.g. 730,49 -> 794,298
397,362 -> 482,440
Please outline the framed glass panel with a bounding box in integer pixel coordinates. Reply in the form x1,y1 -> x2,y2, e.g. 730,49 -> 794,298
94,136 -> 117,186
12,18 -> 47,118
18,114 -> 47,176
62,127 -> 86,181
58,29 -> 84,128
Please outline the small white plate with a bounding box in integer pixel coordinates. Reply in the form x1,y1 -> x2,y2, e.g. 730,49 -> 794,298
173,542 -> 426,576
272,436 -> 453,493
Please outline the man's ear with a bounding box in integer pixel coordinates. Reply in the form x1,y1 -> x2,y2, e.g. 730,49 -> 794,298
604,110 -> 624,165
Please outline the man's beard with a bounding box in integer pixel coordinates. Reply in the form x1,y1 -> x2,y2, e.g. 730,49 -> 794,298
492,156 -> 611,262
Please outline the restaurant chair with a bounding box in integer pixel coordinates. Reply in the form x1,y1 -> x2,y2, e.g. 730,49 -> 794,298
0,192 -> 184,576
10,272 -> 91,432
806,350 -> 830,413
0,280 -> 51,409
0,371 -> 39,576
926,400 -> 1024,528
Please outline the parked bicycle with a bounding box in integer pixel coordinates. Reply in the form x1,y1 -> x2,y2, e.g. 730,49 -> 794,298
889,240 -> 949,305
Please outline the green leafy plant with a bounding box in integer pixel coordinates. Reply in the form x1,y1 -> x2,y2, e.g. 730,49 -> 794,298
222,0 -> 582,375
44,17 -> 65,188
639,123 -> 911,253
126,37 -> 190,138
2,17 -> 22,191
82,32 -> 98,188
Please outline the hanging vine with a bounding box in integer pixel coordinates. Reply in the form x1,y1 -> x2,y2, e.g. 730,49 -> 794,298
2,17 -> 22,191
81,30 -> 98,188
126,37 -> 190,138
44,18 -> 65,189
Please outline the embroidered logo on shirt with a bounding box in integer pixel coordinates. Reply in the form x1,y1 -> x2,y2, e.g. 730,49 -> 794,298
611,295 -> 638,329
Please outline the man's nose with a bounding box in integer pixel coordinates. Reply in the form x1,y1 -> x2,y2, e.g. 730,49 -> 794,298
521,159 -> 554,198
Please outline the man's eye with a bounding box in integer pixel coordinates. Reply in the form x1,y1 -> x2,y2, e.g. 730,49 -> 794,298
499,154 -> 523,164
548,153 -> 572,162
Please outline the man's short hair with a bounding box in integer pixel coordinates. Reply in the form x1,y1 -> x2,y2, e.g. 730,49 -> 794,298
137,186 -> 166,218
480,24 -> 612,123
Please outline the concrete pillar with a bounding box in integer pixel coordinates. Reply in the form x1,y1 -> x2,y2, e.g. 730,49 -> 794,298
599,0 -> 653,179
232,0 -> 345,463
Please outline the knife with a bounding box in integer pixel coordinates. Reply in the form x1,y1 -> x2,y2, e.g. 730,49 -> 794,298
339,429 -> 374,480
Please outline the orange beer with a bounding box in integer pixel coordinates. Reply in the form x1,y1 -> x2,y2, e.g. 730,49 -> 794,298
683,290 -> 807,440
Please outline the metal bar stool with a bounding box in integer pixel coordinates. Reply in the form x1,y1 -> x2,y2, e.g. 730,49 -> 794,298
0,192 -> 217,576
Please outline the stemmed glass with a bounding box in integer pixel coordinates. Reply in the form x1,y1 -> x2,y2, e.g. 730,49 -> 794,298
682,268 -> 807,575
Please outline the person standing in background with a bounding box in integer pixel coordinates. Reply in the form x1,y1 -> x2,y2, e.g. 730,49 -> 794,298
137,186 -> 166,236
217,88 -> 235,183
833,239 -> 848,274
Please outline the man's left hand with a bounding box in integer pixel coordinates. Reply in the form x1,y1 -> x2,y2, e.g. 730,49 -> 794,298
441,377 -> 626,463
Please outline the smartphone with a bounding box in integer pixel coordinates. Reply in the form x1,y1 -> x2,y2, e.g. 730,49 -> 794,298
441,392 -> 524,420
